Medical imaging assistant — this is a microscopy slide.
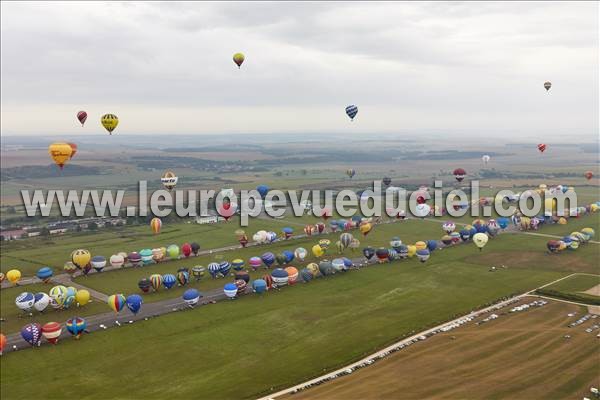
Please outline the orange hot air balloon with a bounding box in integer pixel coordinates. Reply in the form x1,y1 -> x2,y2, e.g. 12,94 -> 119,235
48,142 -> 73,169
0,333 -> 6,355
150,217 -> 162,234
584,171 -> 593,180
67,143 -> 78,159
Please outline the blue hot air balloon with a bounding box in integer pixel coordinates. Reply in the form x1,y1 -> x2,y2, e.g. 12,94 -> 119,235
36,267 -> 53,283
208,262 -> 220,278
224,283 -> 238,299
343,258 -> 353,269
66,316 -> 87,338
261,252 -> 275,268
459,229 -> 471,242
126,294 -> 143,314
283,250 -> 295,263
252,279 -> 267,293
162,274 -> 177,289
398,244 -> 409,259
21,323 -> 42,346
219,261 -> 231,277
345,105 -> 358,120
300,268 -> 313,282
182,289 -> 201,306
282,227 -> 293,239
91,255 -> 107,272
426,240 -> 438,252
416,249 -> 430,263
271,268 -> 289,287
256,185 -> 269,198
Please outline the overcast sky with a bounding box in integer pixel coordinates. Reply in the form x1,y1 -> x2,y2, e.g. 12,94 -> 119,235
1,1 -> 598,139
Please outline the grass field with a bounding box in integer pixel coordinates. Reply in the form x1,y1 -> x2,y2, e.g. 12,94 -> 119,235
288,299 -> 600,400
0,257 -> 567,399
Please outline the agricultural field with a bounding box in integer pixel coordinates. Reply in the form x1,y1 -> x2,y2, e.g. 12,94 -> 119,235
287,299 -> 600,400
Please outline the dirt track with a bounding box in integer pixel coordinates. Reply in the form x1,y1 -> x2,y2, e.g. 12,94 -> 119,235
286,300 -> 600,400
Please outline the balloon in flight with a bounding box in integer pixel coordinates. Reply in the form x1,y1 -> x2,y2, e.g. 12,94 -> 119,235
345,105 -> 358,120
48,143 -> 73,169
77,111 -> 87,126
101,114 -> 119,135
233,52 -> 245,68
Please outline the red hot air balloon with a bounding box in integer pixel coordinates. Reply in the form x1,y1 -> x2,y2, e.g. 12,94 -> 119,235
537,143 -> 547,153
453,168 -> 466,182
41,322 -> 62,345
182,243 -> 192,258
67,143 -> 78,159
77,111 -> 87,126
584,171 -> 593,180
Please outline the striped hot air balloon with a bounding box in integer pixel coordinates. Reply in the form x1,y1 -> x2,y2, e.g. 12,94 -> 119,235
537,143 -> 547,153
77,111 -> 87,126
149,274 -> 163,291
345,105 -> 358,120
107,294 -> 126,313
41,322 -> 62,345
150,217 -> 162,234
66,317 -> 87,339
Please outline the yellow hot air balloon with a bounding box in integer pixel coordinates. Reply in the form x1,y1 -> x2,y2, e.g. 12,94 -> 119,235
48,142 -> 73,169
591,204 -> 599,213
581,227 -> 595,238
359,222 -> 372,237
473,233 -> 489,251
150,217 -> 162,235
71,249 -> 91,269
312,244 -> 324,258
544,198 -> 557,214
558,217 -> 567,225
233,52 -> 245,68
6,269 -> 21,285
101,114 -> 119,135
75,289 -> 90,306
415,241 -> 427,251
306,263 -> 320,277
407,245 -> 417,258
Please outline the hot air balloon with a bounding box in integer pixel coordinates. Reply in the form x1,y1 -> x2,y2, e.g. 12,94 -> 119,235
339,232 -> 354,250
282,227 -> 294,239
584,171 -> 593,180
285,267 -> 299,284
306,263 -> 320,277
77,111 -> 87,126
48,142 -> 73,170
482,154 -> 490,165
49,285 -> 67,309
74,289 -> 89,307
414,203 -> 431,218
256,185 -> 269,198
359,222 -> 372,236
128,252 -> 142,267
150,217 -> 162,234
90,256 -> 106,273
167,244 -> 180,259
375,248 -> 389,263
208,262 -> 220,278
15,292 -> 35,312
101,114 -> 119,135
294,247 -> 307,261
66,317 -> 87,339
183,289 -> 201,307
64,286 -> 77,309
346,168 -> 356,178
219,261 -> 231,277
71,249 -> 91,270
453,168 -> 466,182
107,294 -> 126,313
544,81 -> 551,92
248,257 -> 261,271
149,274 -> 162,291
219,201 -> 237,221
233,52 -> 245,68
126,294 -> 143,314
416,249 -> 430,263
162,274 -> 177,289
33,293 -> 50,312
346,105 -> 358,120
41,322 -> 62,345
537,143 -> 547,153
21,323 -> 42,347
363,246 -> 375,260
271,268 -> 289,287
0,333 -> 6,355
261,252 -> 275,268
67,143 -> 78,159
161,171 -> 178,191
442,221 -> 456,234
224,283 -> 238,299
6,269 -> 21,285
547,240 -> 561,253
239,234 -> 249,247
235,279 -> 247,296
473,233 -> 489,251
312,244 -> 325,258
109,254 -> 125,268
176,270 -> 190,286
192,266 -> 205,281
36,267 -> 53,283
426,240 -> 438,252
252,279 -> 267,293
